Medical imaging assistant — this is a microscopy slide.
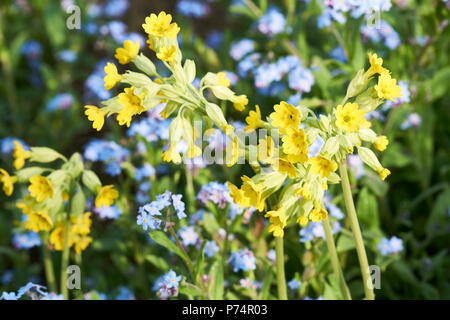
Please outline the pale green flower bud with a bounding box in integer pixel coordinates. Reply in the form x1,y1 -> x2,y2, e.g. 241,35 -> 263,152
16,167 -> 49,183
183,59 -> 196,84
346,68 -> 370,98
322,137 -> 339,156
319,114 -> 331,133
121,71 -> 154,88
205,103 -> 228,130
337,134 -> 354,153
133,53 -> 157,76
82,170 -> 101,193
357,146 -> 383,172
358,128 -> 377,142
30,147 -> 66,163
355,87 -> 384,113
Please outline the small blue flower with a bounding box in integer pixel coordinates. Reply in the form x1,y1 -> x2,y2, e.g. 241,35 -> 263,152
164,270 -> 182,289
288,279 -> 301,290
204,240 -> 219,258
178,226 -> 199,247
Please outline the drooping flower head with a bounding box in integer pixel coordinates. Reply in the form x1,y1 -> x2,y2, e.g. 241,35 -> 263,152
335,102 -> 370,133
269,101 -> 300,134
142,12 -> 180,39
95,185 -> 119,208
28,175 -> 54,202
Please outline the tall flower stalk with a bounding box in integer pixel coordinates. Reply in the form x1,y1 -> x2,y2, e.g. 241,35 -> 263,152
340,162 -> 375,300
275,236 -> 287,300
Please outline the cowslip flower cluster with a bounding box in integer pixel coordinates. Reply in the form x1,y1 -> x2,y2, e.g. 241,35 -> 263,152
84,11 -> 250,166
137,191 -> 186,231
228,248 -> 257,272
153,270 -> 182,299
0,143 -> 118,256
378,236 -> 404,255
222,52 -> 401,238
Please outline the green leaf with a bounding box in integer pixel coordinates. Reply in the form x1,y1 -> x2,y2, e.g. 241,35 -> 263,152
202,212 -> 221,235
149,230 -> 186,263
356,187 -> 379,229
261,265 -> 274,299
195,241 -> 206,279
145,254 -> 169,271
336,233 -> 356,253
210,261 -> 224,300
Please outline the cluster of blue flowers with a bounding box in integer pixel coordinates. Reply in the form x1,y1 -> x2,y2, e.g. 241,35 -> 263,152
84,139 -> 130,177
153,270 -> 182,299
400,113 -> 422,130
12,232 -> 41,250
137,191 -> 186,231
1,282 -> 62,300
230,36 -> 315,100
95,205 -> 122,220
317,0 -> 392,28
197,182 -> 245,220
257,7 -> 286,36
378,236 -> 404,255
176,0 -> 211,18
46,93 -> 74,112
228,248 -> 256,272
361,20 -> 401,50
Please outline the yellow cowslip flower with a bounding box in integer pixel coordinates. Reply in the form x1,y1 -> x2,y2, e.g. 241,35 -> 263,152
367,52 -> 389,77
225,136 -> 239,167
265,208 -> 287,237
147,36 -> 154,51
374,73 -> 402,102
117,86 -> 145,127
258,136 -> 275,163
227,182 -> 249,210
232,95 -> 248,112
0,168 -> 17,196
274,158 -> 297,178
309,207 -> 328,222
217,72 -> 230,87
282,128 -> 309,164
104,62 -> 122,90
142,11 -> 180,40
156,45 -> 177,65
241,175 -> 265,212
28,174 -> 54,202
23,210 -> 53,232
296,215 -> 309,226
245,105 -> 262,132
269,101 -> 300,134
84,105 -> 106,131
49,224 -> 66,251
162,145 -> 182,163
374,135 -> 389,151
187,143 -> 202,159
71,234 -> 93,255
296,185 -> 312,200
95,185 -> 119,208
115,40 -> 140,65
307,156 -> 338,178
71,212 -> 92,236
335,102 -> 370,133
378,168 -> 391,181
13,141 -> 31,170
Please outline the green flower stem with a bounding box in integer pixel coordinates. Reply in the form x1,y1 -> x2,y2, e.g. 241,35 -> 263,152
168,225 -> 195,276
60,217 -> 71,299
323,218 -> 352,300
339,161 -> 375,300
275,236 -> 288,300
41,233 -> 57,293
185,166 -> 196,213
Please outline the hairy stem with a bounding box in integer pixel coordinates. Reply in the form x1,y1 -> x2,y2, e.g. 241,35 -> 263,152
275,236 -> 288,300
41,233 -> 57,293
